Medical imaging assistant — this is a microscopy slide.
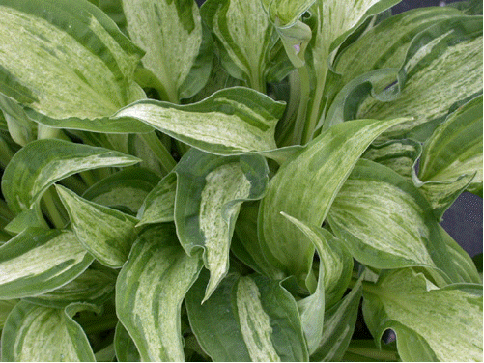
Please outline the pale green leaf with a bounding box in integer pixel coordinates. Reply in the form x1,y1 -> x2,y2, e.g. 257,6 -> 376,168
0,228 -> 94,299
56,184 -> 138,268
112,87 -> 285,154
416,96 -> 483,209
175,149 -> 269,300
82,167 -> 160,215
1,138 -> 140,215
186,270 -> 309,362
356,16 -> 483,141
202,0 -> 275,91
24,263 -> 117,309
123,0 -> 210,102
1,301 -> 97,361
136,172 -> 177,227
327,159 -> 458,279
0,0 -> 152,133
116,224 -> 203,362
258,118 -> 408,285
114,322 -> 141,362
362,268 -> 483,361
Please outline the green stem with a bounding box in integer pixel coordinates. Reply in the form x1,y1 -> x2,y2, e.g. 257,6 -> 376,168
140,132 -> 177,174
42,186 -> 67,229
293,65 -> 311,145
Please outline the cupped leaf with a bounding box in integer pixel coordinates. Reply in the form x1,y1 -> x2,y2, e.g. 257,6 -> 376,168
112,87 -> 285,154
362,268 -> 483,361
186,270 -> 309,362
116,224 -> 203,362
136,172 -> 177,226
56,184 -> 138,268
201,0 -> 276,91
1,301 -> 97,361
24,263 -> 117,309
327,159 -> 461,282
1,138 -> 140,215
82,167 -> 160,215
356,15 -> 483,141
416,96 -> 483,211
0,228 -> 94,299
258,118 -> 408,285
123,0 -> 211,102
175,148 -> 269,300
0,0 -> 152,133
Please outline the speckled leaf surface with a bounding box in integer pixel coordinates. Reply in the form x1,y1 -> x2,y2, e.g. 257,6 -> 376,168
0,0 -> 152,133
113,87 -> 285,154
0,228 -> 94,299
362,268 -> 483,361
258,118 -> 407,284
186,270 -> 308,361
1,138 -> 140,215
175,149 -> 269,300
116,224 -> 203,361
1,301 -> 96,361
56,184 -> 138,267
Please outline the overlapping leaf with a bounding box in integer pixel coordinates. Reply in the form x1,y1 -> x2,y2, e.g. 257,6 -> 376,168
258,118 -> 407,285
186,270 -> 309,361
175,149 -> 269,300
1,301 -> 97,361
116,224 -> 203,361
362,268 -> 483,361
0,0 -> 152,133
0,228 -> 94,299
113,87 -> 285,154
1,138 -> 140,215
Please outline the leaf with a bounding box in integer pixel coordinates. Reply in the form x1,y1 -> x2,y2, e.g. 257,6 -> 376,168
186,270 -> 309,361
122,0 -> 211,102
174,149 -> 269,300
310,278 -> 363,361
136,172 -> 177,226
362,268 -> 483,361
112,87 -> 285,154
327,158 -> 458,280
1,138 -> 140,215
1,301 -> 97,361
0,228 -> 94,299
24,263 -> 117,309
56,184 -> 138,267
356,15 -> 483,141
0,0 -> 152,133
0,299 -> 18,329
82,167 -> 160,215
115,224 -> 203,362
201,0 -> 275,91
114,322 -> 141,362
416,96 -> 483,209
258,118 -> 408,285
261,0 -> 315,27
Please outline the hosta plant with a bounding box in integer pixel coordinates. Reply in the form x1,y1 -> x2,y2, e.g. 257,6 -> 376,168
0,0 -> 482,361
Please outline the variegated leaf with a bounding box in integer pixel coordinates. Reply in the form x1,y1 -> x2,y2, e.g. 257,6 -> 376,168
123,0 -> 211,102
24,263 -> 117,309
1,138 -> 140,215
261,0 -> 315,27
328,158 -> 470,284
362,268 -> 483,361
0,228 -> 94,299
112,87 -> 285,154
175,149 -> 269,300
202,0 -> 275,91
186,270 -> 309,362
1,301 -> 97,361
82,167 -> 160,215
416,96 -> 483,214
116,224 -> 203,361
258,118 -> 408,285
356,16 -> 483,141
56,184 -> 138,268
0,0 -> 152,133
136,172 -> 177,227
